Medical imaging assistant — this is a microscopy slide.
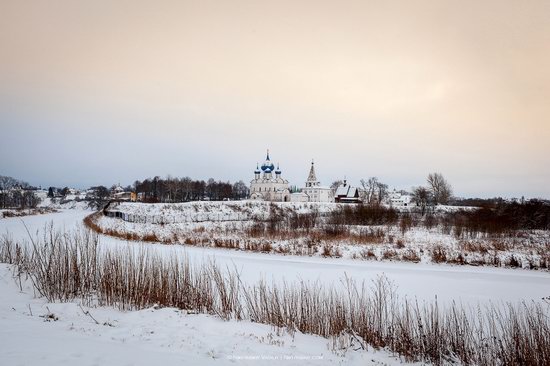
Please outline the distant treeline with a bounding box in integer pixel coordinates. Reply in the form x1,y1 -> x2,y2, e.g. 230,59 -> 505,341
0,189 -> 41,209
446,199 -> 550,234
134,176 -> 249,202
450,196 -> 535,208
253,200 -> 550,238
0,175 -> 41,209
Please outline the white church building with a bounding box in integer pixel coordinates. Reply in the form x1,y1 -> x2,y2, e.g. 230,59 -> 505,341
249,151 -> 291,202
291,161 -> 333,203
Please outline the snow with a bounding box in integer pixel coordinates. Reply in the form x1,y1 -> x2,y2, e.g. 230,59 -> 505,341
2,209 -> 549,365
2,210 -> 549,306
97,201 -> 550,271
106,200 -> 339,223
0,263 -> 405,366
37,197 -> 89,210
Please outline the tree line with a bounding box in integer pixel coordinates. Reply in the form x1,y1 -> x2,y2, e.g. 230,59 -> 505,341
0,175 -> 41,209
446,199 -> 550,234
133,176 -> 249,203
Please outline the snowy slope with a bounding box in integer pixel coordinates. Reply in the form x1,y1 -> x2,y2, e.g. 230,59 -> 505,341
0,263 -> 407,366
106,200 -> 339,223
95,208 -> 550,271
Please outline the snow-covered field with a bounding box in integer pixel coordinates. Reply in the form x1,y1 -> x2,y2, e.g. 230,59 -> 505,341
3,210 -> 549,305
97,201 -> 550,271
106,200 -> 339,223
104,200 -> 470,223
1,209 -> 550,365
0,263 -> 405,366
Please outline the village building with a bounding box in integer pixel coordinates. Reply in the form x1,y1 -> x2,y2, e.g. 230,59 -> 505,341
387,189 -> 412,208
249,151 -> 291,202
291,161 -> 333,202
334,180 -> 362,203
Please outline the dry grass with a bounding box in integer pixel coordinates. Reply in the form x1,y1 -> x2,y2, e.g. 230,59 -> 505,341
1,229 -> 549,365
430,245 -> 448,263
88,211 -> 550,270
382,249 -> 398,260
401,249 -> 421,263
0,207 -> 58,218
396,239 -> 406,249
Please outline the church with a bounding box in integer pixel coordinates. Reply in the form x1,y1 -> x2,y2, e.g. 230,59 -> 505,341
249,151 -> 291,202
291,160 -> 333,202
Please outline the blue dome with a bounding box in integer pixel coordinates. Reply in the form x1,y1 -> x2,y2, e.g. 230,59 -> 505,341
260,150 -> 275,172
261,162 -> 275,172
262,150 -> 275,173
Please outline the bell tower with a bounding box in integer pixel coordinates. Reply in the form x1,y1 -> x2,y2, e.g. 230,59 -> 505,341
306,160 -> 319,187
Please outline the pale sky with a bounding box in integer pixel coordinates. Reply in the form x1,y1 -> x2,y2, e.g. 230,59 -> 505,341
1,0 -> 549,197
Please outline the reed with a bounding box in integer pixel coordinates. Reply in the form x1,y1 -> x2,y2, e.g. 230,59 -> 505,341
1,228 -> 548,365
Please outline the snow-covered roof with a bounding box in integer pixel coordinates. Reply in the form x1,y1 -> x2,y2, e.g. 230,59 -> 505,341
335,183 -> 359,198
113,185 -> 124,192
335,185 -> 350,197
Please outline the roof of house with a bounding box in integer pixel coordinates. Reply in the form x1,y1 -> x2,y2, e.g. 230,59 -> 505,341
335,183 -> 359,198
335,185 -> 349,197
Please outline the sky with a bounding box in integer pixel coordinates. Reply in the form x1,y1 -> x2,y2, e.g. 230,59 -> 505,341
1,0 -> 549,198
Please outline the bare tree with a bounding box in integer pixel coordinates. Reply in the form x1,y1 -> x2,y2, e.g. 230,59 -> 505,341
412,186 -> 432,215
88,186 -> 110,210
180,177 -> 192,201
0,175 -> 30,209
427,173 -> 453,205
376,182 -> 388,205
232,180 -> 249,200
23,190 -> 40,208
164,175 -> 179,202
330,180 -> 343,190
360,177 -> 388,205
360,178 -> 377,204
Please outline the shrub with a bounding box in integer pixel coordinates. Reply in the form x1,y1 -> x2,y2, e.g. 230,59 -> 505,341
401,249 -> 420,263
382,249 -> 398,260
360,249 -> 377,260
507,255 -> 521,268
431,246 -> 447,263
329,204 -> 398,226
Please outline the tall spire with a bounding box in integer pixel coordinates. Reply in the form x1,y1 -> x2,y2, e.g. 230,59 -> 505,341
307,160 -> 318,183
266,149 -> 270,161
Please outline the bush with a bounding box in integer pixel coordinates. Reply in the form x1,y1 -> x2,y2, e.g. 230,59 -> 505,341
431,246 -> 447,263
329,204 -> 398,226
401,249 -> 420,263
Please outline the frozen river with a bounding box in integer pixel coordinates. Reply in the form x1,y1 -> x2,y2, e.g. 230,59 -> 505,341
2,209 -> 549,305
